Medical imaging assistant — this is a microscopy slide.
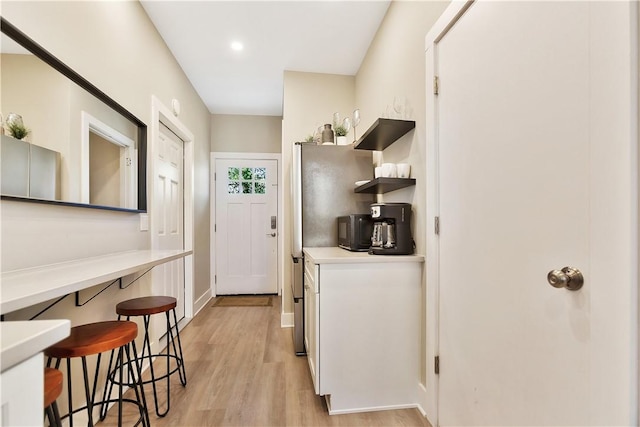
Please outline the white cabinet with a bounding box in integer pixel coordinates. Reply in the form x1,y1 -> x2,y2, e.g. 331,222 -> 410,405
303,247 -> 424,415
303,257 -> 319,394
0,320 -> 70,426
1,353 -> 43,426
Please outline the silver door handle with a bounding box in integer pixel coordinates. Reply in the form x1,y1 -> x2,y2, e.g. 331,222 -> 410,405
266,232 -> 276,237
547,266 -> 583,291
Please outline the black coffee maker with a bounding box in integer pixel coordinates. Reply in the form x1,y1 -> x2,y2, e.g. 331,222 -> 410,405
369,203 -> 414,255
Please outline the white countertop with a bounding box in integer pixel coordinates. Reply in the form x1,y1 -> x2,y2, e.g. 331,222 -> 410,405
303,247 -> 425,264
1,320 -> 70,372
1,249 -> 192,315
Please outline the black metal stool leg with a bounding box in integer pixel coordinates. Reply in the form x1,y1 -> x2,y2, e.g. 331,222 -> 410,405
81,356 -> 97,427
140,313 -> 166,417
99,341 -> 119,420
45,406 -> 55,427
126,340 -> 150,427
169,308 -> 187,386
66,358 -> 74,427
51,401 -> 63,427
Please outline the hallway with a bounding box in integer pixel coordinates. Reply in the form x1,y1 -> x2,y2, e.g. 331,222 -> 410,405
103,296 -> 431,427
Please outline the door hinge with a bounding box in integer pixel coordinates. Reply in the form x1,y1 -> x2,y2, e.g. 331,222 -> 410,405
215,275 -> 217,284
214,172 -> 216,181
435,355 -> 440,374
433,76 -> 439,95
434,216 -> 440,235
214,223 -> 217,232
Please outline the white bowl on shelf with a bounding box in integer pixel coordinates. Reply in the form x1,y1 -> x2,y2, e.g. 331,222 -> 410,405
355,180 -> 370,187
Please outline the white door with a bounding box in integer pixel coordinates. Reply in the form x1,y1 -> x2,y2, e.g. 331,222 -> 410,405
215,158 -> 278,294
154,123 -> 185,319
431,2 -> 637,426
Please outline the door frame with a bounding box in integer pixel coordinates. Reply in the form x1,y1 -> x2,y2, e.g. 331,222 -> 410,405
210,152 -> 282,298
80,111 -> 137,208
424,1 -> 638,425
150,95 -> 195,321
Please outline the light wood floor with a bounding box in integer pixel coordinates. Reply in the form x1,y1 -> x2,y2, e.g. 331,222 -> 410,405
102,296 -> 432,427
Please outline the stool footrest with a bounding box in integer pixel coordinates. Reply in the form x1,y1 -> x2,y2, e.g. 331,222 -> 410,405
107,355 -> 187,387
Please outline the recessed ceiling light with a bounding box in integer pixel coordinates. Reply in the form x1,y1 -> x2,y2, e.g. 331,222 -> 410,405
231,41 -> 243,52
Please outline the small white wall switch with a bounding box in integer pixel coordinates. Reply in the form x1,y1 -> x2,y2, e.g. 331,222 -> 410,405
139,213 -> 149,231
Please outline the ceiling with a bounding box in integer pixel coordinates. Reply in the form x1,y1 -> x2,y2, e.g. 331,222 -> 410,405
140,1 -> 391,117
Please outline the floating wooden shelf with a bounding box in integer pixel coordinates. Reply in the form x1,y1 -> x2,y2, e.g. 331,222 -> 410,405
354,118 -> 416,151
354,178 -> 416,194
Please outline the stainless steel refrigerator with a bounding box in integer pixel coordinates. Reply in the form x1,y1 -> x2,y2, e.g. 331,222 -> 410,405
290,142 -> 374,355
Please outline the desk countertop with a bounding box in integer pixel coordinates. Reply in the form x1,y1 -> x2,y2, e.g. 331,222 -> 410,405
303,247 -> 424,264
1,249 -> 192,315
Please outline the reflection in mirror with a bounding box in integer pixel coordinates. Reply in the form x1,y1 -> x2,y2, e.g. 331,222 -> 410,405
0,18 -> 147,212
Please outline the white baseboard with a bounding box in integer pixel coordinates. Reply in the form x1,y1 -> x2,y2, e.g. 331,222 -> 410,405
417,382 -> 427,416
281,311 -> 294,328
193,290 -> 212,316
325,396 -> 420,416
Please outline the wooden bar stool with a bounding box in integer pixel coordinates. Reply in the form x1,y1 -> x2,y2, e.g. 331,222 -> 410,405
104,296 -> 187,417
44,367 -> 63,427
45,321 -> 149,427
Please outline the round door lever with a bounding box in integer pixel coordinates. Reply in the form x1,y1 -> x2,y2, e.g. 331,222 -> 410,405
547,267 -> 584,291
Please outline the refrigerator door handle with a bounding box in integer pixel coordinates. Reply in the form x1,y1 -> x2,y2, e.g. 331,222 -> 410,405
292,255 -> 304,299
291,143 -> 303,257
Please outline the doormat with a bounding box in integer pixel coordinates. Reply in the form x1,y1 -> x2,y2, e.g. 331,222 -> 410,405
212,296 -> 273,307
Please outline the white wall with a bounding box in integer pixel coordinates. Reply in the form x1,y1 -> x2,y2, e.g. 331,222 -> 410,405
355,0 -> 449,397
211,114 -> 282,153
1,1 -> 212,414
1,2 -> 211,318
281,71 -> 355,316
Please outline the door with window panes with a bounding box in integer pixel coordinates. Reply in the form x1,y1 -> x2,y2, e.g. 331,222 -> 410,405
215,158 -> 278,294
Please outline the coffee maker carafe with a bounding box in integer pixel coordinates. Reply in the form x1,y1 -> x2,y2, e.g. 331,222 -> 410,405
369,203 -> 414,255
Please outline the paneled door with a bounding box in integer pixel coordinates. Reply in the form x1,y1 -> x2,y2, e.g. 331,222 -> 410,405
154,123 -> 184,320
215,158 -> 278,295
429,1 -> 636,425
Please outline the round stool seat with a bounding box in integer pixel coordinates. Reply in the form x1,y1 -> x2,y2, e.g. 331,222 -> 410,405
45,321 -> 137,358
44,367 -> 63,408
116,296 -> 177,316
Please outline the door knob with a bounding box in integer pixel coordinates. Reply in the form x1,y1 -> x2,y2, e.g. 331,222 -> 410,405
266,232 -> 276,237
547,267 -> 584,291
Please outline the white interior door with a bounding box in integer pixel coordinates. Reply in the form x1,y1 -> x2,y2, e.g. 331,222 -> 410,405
432,1 -> 637,426
154,123 -> 185,319
215,158 -> 278,295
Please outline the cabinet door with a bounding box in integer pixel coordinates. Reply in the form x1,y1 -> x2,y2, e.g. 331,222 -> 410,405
0,353 -> 43,426
304,263 -> 320,394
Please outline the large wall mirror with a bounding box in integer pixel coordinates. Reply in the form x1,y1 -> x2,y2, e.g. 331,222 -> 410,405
0,18 -> 147,212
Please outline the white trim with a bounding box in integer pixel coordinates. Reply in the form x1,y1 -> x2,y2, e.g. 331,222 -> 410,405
326,401 -> 420,416
210,152 -> 283,298
416,383 -> 430,423
423,4 -> 477,425
280,311 -> 294,328
150,96 -> 195,321
193,291 -> 212,317
424,2 -> 478,425
80,111 -> 136,207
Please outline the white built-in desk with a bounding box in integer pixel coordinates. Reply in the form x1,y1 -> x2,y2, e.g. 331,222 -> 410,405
0,249 -> 192,315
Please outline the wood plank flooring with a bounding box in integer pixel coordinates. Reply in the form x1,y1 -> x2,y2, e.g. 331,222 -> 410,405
101,296 -> 432,427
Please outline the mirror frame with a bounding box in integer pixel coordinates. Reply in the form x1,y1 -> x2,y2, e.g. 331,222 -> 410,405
1,17 -> 147,213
